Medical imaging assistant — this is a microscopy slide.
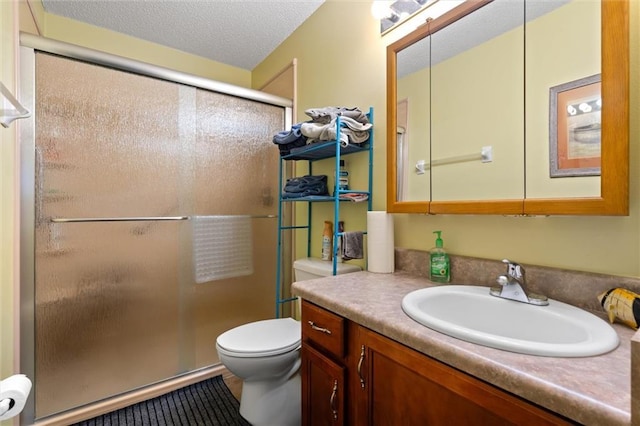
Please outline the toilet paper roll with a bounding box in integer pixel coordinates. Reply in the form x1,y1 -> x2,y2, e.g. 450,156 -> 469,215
0,374 -> 32,421
366,211 -> 394,273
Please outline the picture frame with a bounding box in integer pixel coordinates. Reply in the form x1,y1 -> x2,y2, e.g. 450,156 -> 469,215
549,74 -> 602,178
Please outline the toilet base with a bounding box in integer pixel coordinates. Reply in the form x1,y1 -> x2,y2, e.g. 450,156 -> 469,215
239,373 -> 301,426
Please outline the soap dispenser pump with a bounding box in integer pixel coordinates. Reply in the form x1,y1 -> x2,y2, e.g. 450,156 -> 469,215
430,231 -> 450,283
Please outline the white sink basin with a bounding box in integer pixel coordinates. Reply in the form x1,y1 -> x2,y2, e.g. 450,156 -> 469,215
402,285 -> 619,357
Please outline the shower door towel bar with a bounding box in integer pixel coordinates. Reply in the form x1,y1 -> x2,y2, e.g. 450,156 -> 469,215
0,81 -> 31,128
51,215 -> 276,223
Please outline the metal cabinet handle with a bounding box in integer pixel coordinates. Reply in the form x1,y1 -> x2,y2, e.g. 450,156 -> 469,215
357,344 -> 366,388
307,321 -> 332,335
330,379 -> 338,420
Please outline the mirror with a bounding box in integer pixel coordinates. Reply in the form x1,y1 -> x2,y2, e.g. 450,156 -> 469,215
386,0 -> 629,215
525,0 -> 601,200
395,33 -> 431,204
430,0 -> 524,204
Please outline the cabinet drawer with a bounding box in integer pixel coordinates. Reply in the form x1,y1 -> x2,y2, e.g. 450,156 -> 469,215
302,300 -> 345,358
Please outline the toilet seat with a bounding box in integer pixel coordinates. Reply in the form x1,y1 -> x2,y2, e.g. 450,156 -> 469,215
216,318 -> 301,358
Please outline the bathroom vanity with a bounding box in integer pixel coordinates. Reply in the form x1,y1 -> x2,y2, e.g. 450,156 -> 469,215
293,271 -> 634,425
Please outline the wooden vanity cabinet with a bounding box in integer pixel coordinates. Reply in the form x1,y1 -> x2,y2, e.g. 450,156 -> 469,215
348,322 -> 575,425
302,300 -> 576,426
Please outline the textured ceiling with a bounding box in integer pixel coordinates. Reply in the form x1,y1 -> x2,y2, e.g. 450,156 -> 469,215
41,0 -> 325,71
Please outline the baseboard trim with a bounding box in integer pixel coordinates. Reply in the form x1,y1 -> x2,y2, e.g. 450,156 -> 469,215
35,365 -> 226,426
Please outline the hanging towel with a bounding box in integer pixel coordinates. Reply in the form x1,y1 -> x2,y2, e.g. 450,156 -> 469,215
192,215 -> 253,283
342,231 -> 364,261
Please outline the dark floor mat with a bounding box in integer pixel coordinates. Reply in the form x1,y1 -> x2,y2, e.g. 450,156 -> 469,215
72,375 -> 250,426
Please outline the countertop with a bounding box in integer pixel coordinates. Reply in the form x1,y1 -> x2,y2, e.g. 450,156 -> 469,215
291,271 -> 634,425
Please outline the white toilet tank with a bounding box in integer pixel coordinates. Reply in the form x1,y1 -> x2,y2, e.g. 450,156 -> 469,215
293,257 -> 362,281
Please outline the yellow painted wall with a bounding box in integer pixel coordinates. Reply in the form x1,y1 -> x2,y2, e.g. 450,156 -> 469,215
253,0 -> 386,269
254,0 -> 640,277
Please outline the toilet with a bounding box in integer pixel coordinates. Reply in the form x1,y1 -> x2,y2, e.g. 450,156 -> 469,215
215,257 -> 361,426
292,257 -> 362,281
216,318 -> 301,426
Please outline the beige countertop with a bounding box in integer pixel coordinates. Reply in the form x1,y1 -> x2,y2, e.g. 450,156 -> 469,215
292,271 -> 634,426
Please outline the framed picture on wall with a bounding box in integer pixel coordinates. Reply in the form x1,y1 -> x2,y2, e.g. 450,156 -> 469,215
549,74 -> 602,178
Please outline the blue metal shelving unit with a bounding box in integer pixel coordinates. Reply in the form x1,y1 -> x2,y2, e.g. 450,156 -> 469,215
275,107 -> 374,318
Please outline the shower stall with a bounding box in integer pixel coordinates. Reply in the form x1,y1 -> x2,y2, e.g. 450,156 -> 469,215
19,35 -> 292,422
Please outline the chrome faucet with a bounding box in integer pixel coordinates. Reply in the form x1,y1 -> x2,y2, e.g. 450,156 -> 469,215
490,259 -> 548,306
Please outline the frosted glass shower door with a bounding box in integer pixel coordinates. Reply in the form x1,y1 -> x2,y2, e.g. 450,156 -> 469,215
32,53 -> 283,418
34,53 -> 188,417
190,89 -> 282,368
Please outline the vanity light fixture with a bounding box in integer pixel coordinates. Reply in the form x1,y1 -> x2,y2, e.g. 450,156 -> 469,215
371,1 -> 399,23
373,0 -> 460,35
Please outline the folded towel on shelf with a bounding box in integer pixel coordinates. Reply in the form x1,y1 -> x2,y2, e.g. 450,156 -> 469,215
272,122 -> 309,156
272,107 -> 370,154
304,107 -> 370,125
282,175 -> 329,198
300,117 -> 372,147
342,231 -> 364,261
339,193 -> 369,203
192,215 -> 253,283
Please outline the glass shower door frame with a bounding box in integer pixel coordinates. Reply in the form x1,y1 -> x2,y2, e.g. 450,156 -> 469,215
19,36 -> 292,424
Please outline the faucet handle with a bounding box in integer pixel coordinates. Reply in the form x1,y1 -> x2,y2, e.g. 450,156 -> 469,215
502,259 -> 524,279
496,275 -> 510,286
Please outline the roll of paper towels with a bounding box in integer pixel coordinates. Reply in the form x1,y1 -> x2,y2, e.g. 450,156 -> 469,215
0,374 -> 32,421
367,211 -> 394,273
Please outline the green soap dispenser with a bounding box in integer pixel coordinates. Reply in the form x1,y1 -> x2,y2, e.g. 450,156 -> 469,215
430,231 -> 450,283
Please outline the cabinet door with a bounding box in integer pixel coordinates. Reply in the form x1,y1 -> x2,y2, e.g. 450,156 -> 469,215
301,344 -> 345,426
353,324 -> 574,425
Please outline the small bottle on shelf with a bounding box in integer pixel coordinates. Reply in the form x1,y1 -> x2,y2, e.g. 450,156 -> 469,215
321,221 -> 333,261
335,160 -> 349,195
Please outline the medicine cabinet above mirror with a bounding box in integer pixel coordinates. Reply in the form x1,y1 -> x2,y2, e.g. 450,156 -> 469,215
386,0 -> 629,215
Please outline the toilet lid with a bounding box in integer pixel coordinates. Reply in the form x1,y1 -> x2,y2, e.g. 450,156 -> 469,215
216,318 -> 301,357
